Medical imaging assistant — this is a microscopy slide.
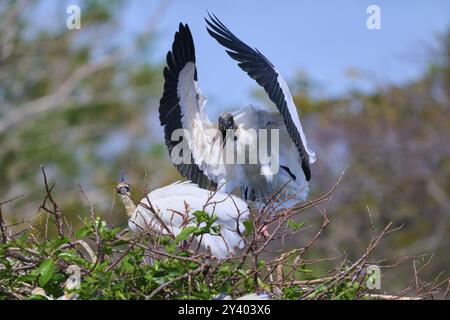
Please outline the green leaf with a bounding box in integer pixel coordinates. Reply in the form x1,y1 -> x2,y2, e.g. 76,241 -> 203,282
53,237 -> 70,247
160,236 -> 172,246
58,252 -> 76,259
210,225 -> 221,234
287,220 -> 305,231
218,265 -> 231,274
164,243 -> 176,254
174,226 -> 198,243
243,220 -> 253,234
18,271 -> 39,283
193,210 -> 208,221
75,227 -> 90,239
38,258 -> 55,287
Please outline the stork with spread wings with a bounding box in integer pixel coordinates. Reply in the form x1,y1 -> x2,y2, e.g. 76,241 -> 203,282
159,14 -> 316,209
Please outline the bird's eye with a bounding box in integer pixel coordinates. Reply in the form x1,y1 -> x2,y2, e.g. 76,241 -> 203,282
117,185 -> 130,194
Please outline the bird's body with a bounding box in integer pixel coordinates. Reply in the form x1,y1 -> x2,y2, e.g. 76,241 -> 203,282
231,105 -> 310,208
159,15 -> 315,209
117,180 -> 249,259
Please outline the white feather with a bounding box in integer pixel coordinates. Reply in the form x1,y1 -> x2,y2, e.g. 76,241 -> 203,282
231,106 -> 310,208
276,73 -> 316,164
175,61 -> 312,210
128,181 -> 249,259
177,63 -> 232,184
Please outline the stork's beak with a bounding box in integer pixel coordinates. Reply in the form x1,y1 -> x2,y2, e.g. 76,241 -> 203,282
220,127 -> 228,147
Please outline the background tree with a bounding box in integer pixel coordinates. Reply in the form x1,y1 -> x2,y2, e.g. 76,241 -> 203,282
0,0 -> 176,229
283,29 -> 450,290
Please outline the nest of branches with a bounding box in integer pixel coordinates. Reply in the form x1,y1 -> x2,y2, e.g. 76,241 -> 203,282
0,167 -> 448,300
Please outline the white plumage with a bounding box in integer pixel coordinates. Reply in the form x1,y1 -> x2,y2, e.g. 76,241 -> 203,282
127,181 -> 249,259
159,15 -> 316,210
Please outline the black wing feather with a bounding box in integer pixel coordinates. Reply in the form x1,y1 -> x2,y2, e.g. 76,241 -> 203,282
159,23 -> 213,189
205,13 -> 311,181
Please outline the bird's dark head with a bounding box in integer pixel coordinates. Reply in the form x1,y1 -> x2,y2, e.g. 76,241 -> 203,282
116,182 -> 131,196
218,112 -> 235,144
116,170 -> 136,218
116,170 -> 131,196
218,112 -> 235,131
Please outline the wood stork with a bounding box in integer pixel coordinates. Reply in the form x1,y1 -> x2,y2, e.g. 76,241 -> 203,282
159,14 -> 316,209
116,177 -> 249,259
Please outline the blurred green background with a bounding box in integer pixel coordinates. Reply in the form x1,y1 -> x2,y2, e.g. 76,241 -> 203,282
0,0 -> 449,293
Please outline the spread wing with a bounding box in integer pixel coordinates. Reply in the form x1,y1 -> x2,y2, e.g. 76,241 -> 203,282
205,13 -> 315,181
159,23 -> 222,188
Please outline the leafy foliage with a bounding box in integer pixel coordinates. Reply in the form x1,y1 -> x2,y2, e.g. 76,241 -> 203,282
3,169 -> 447,300
0,172 -> 384,300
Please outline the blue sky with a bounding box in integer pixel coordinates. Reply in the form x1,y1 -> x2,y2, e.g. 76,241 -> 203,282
124,0 -> 449,113
40,1 -> 450,115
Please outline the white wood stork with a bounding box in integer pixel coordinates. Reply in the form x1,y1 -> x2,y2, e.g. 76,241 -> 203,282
116,177 -> 249,259
159,13 -> 316,209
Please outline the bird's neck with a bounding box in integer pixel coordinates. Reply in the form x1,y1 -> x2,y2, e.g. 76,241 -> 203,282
119,193 -> 137,217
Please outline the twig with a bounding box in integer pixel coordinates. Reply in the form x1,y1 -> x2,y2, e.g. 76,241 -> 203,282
79,184 -> 104,264
0,205 -> 7,243
40,165 -> 64,238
